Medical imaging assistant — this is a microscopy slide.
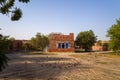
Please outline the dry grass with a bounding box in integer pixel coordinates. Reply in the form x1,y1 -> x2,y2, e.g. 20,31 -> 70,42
102,54 -> 120,58
70,52 -> 120,59
96,61 -> 108,64
26,51 -> 57,55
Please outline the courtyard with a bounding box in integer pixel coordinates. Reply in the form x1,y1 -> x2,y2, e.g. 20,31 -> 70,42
0,52 -> 120,80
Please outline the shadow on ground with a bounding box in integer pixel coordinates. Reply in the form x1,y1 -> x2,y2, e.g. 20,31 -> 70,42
0,53 -> 92,80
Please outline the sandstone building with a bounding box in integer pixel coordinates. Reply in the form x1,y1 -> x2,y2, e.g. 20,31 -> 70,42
48,33 -> 74,52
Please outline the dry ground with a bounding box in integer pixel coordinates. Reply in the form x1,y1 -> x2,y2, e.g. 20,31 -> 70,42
0,52 -> 120,80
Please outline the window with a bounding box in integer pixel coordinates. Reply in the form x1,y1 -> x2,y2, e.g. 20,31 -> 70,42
62,43 -> 64,48
58,42 -> 70,49
66,43 -> 68,48
58,43 -> 61,48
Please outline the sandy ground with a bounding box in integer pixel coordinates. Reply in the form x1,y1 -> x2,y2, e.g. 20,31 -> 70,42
0,52 -> 120,80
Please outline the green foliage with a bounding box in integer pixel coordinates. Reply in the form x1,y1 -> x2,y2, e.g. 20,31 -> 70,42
30,37 -> 36,48
0,32 -> 10,71
107,19 -> 120,53
19,0 -> 29,3
9,37 -> 15,41
30,32 -> 49,51
11,8 -> 22,21
0,0 -> 30,21
75,30 -> 97,51
22,43 -> 30,51
96,40 -> 102,46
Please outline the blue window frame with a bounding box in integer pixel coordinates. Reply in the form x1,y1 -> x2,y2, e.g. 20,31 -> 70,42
58,43 -> 69,49
58,43 -> 61,48
66,43 -> 68,48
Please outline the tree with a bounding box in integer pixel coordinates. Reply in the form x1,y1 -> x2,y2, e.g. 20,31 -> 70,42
0,0 -> 29,71
107,19 -> 120,54
30,33 -> 49,51
0,31 -> 10,71
75,30 -> 97,51
9,37 -> 15,41
30,37 -> 36,49
0,0 -> 30,21
96,40 -> 102,46
22,43 -> 30,51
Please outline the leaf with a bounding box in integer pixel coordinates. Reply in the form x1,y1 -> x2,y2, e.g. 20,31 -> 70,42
19,0 -> 30,3
5,0 -> 15,9
11,8 -> 22,21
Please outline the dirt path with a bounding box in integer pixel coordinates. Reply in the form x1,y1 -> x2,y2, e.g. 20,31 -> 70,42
0,52 -> 120,80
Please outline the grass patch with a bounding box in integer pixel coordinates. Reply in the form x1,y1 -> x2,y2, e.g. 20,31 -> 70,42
96,61 -> 108,64
70,52 -> 120,59
26,51 -> 57,55
75,49 -> 85,53
70,54 -> 90,58
103,54 -> 120,58
91,52 -> 120,58
75,49 -> 94,53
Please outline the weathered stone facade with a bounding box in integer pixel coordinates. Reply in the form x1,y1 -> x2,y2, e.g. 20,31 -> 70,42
48,33 -> 74,52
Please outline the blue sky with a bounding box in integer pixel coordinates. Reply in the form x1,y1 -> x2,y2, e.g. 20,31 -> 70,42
0,0 -> 120,40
